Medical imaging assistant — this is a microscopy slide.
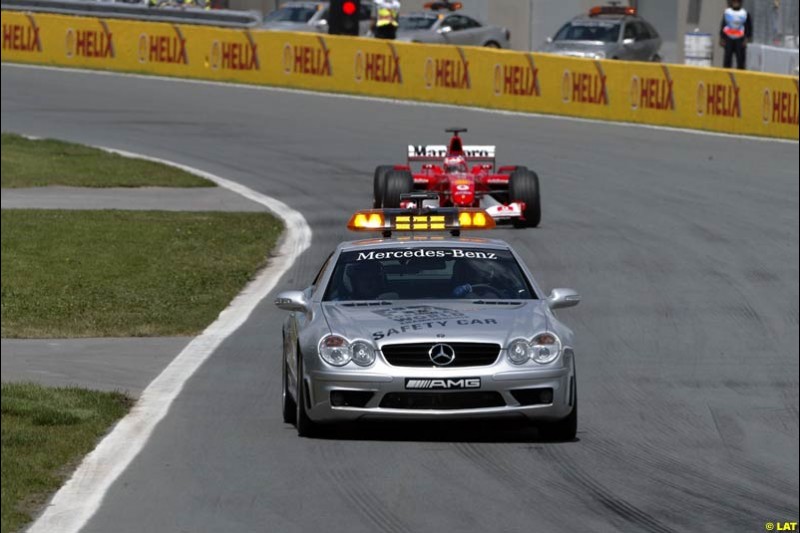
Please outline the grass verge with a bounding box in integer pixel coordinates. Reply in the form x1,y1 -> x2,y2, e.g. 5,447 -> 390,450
1,133 -> 213,188
1,209 -> 282,338
1,382 -> 131,533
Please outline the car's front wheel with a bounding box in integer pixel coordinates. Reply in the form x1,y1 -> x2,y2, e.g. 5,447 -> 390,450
537,370 -> 577,441
282,351 -> 296,425
295,353 -> 318,438
538,400 -> 577,441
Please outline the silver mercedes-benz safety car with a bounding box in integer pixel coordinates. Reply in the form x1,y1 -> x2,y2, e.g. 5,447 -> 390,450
275,205 -> 580,440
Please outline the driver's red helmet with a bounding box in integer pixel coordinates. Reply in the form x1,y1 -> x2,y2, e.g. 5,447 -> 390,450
443,155 -> 467,173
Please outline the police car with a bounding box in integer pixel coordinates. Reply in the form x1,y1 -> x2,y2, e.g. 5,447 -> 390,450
275,200 -> 580,439
540,5 -> 662,62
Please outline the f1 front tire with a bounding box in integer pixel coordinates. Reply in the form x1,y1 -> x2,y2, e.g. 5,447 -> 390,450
509,168 -> 541,228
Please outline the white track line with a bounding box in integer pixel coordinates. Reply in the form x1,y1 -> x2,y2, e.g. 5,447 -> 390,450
3,62 -> 797,145
25,148 -> 312,533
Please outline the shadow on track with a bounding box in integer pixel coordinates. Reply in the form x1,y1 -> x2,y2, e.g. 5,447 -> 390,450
300,418 -> 581,444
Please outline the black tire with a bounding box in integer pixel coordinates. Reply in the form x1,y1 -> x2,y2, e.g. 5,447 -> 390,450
538,368 -> 577,441
509,168 -> 541,228
373,165 -> 394,208
492,166 -> 527,203
484,41 -> 501,48
281,353 -> 296,425
538,402 -> 577,442
295,353 -> 318,438
382,170 -> 413,208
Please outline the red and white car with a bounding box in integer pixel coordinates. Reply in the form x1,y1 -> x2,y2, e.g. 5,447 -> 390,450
373,128 -> 541,228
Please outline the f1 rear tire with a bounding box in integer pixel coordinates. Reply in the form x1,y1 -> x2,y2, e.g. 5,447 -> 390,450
373,165 -> 394,208
382,170 -> 413,208
509,168 -> 541,228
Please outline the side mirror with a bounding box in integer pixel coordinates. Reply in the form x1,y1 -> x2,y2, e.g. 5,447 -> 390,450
623,37 -> 634,46
438,26 -> 452,34
547,288 -> 580,310
274,290 -> 309,312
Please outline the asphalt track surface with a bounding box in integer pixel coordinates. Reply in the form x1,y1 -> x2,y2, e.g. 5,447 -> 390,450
0,337 -> 190,396
1,186 -> 269,211
2,65 -> 798,533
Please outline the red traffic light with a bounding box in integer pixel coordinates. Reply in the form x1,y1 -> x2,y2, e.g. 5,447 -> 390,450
342,0 -> 356,15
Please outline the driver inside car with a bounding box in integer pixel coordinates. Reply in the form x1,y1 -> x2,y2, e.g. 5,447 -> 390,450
451,259 -> 481,298
333,262 -> 398,301
443,155 -> 468,174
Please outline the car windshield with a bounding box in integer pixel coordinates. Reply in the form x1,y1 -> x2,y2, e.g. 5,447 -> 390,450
398,15 -> 437,30
554,21 -> 620,42
323,247 -> 536,301
264,5 -> 318,23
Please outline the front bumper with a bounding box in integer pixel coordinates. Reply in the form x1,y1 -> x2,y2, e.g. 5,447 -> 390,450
550,50 -> 607,60
304,361 -> 575,423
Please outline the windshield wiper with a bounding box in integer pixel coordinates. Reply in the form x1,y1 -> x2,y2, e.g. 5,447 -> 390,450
339,300 -> 393,307
471,300 -> 524,305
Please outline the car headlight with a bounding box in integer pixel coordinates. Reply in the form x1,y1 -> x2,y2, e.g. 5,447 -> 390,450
318,336 -> 377,367
351,341 -> 376,367
319,335 -> 351,366
593,51 -> 606,59
507,339 -> 530,365
531,332 -> 561,364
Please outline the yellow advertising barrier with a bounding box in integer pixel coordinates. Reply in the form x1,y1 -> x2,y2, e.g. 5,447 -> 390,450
2,11 -> 797,139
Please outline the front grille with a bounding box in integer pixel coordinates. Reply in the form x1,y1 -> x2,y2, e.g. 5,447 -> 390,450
380,392 -> 505,410
381,342 -> 501,368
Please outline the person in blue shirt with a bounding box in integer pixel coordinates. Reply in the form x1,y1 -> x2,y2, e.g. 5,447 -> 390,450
719,0 -> 753,69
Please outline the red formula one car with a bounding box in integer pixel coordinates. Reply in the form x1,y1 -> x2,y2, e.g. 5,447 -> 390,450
373,128 -> 541,228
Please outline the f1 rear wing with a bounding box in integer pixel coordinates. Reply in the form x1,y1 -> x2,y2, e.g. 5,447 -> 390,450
407,145 -> 496,165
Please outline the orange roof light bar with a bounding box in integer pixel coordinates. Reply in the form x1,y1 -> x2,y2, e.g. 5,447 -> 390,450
423,1 -> 462,11
457,209 -> 493,229
589,5 -> 636,16
347,207 -> 494,235
348,211 -> 387,231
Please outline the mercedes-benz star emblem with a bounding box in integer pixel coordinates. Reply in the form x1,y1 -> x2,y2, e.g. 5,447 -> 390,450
429,343 -> 456,366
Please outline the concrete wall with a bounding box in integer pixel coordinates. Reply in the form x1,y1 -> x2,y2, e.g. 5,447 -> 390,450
227,0 -> 276,17
677,0 -> 729,66
636,0 -> 679,63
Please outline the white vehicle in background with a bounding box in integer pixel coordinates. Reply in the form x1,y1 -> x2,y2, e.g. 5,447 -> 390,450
395,3 -> 510,48
262,1 -> 373,35
541,4 -> 662,61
